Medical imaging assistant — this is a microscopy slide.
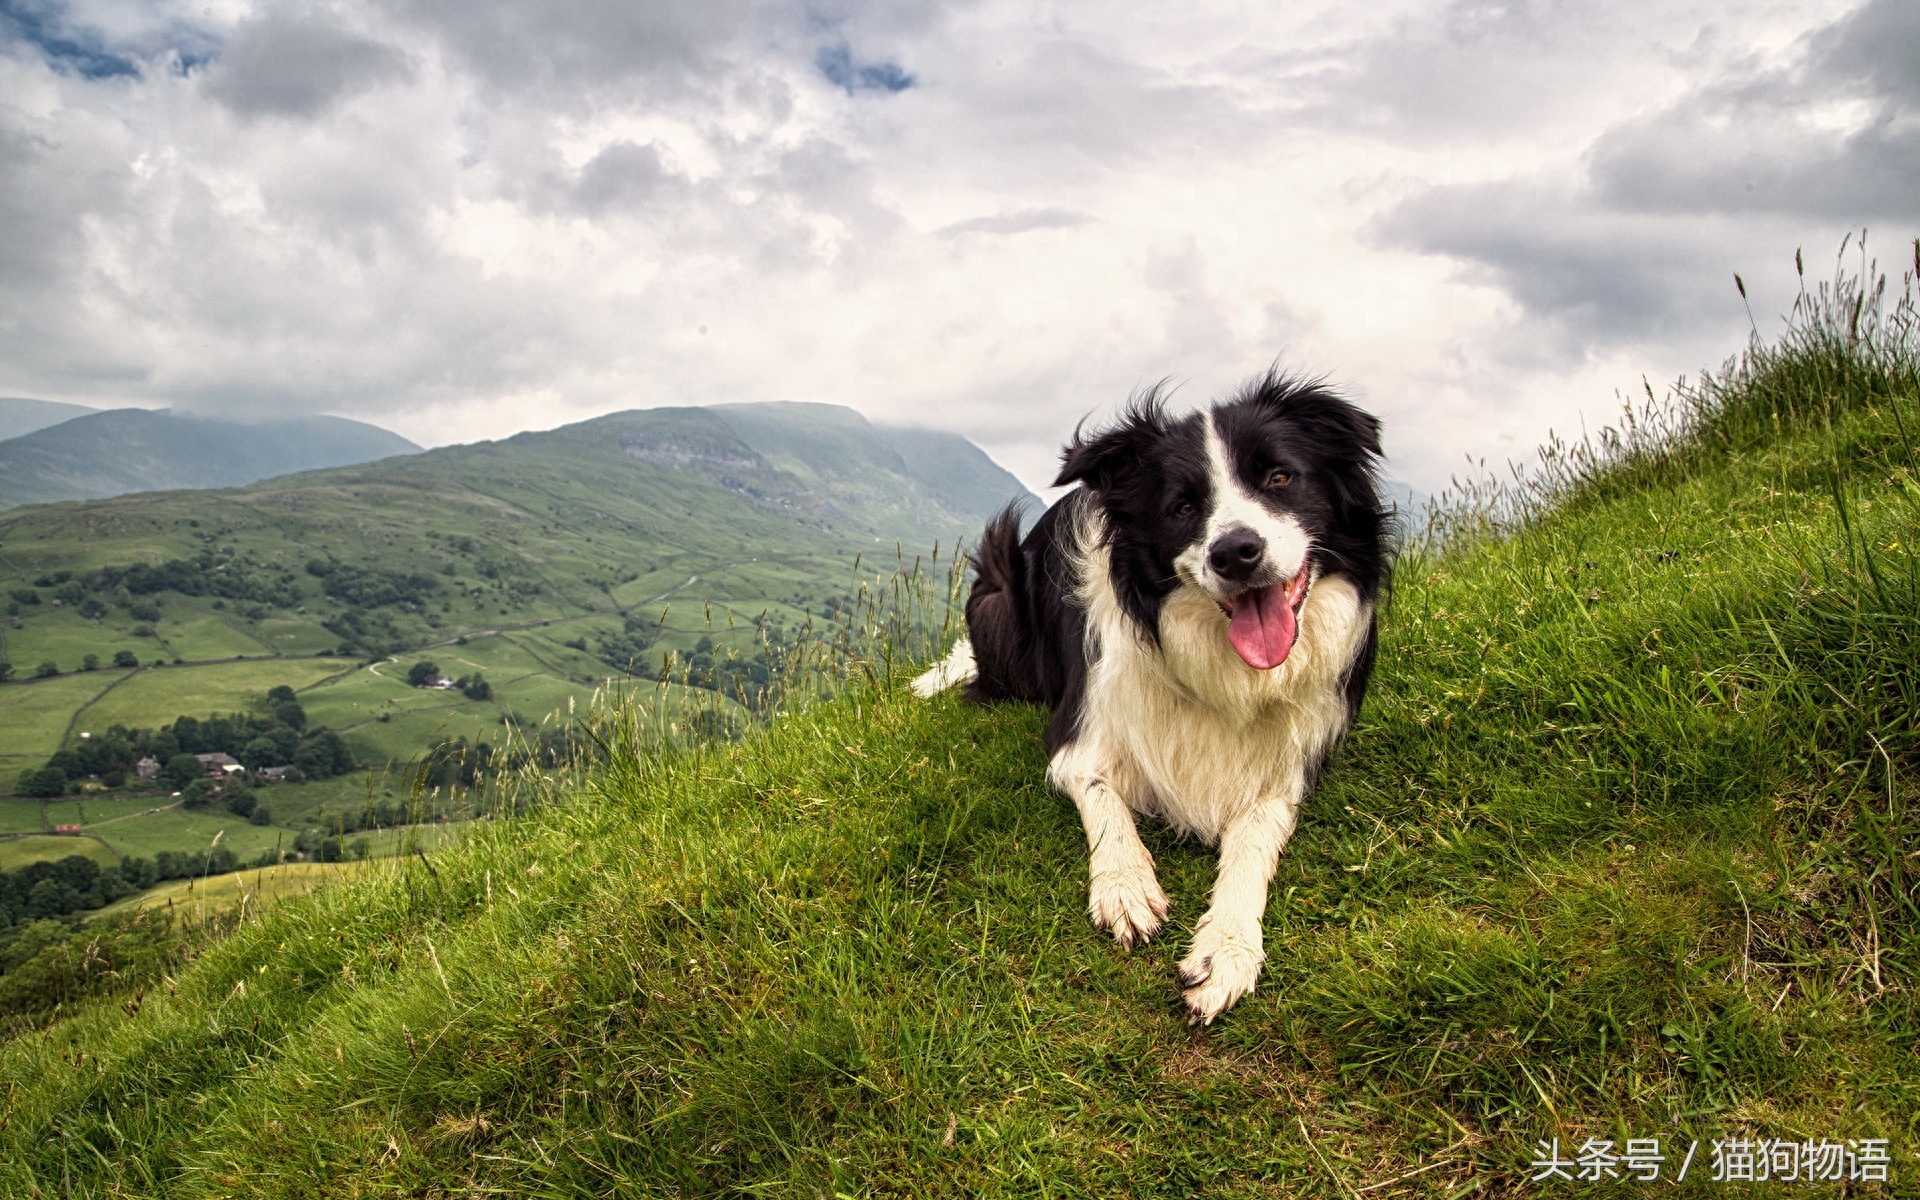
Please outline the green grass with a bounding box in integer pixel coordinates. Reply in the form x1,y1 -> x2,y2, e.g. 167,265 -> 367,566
82,805 -> 292,863
0,606 -> 152,675
0,800 -> 48,833
88,861 -> 357,924
0,669 -> 127,762
151,607 -> 278,661
2,255 -> 1917,1195
0,833 -> 118,872
62,657 -> 356,740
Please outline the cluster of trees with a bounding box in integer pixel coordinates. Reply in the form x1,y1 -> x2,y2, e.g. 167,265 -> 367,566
5,555 -> 307,614
178,774 -> 274,825
305,559 -> 442,609
0,847 -> 275,928
593,614 -> 662,678
13,685 -> 353,797
321,606 -> 410,657
0,904 -> 199,1024
418,726 -> 598,791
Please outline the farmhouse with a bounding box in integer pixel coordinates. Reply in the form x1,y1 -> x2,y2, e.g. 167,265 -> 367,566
255,766 -> 293,782
135,756 -> 160,780
195,752 -> 245,777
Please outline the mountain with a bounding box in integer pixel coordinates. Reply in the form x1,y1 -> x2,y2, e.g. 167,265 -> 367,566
0,397 -> 98,442
0,409 -> 421,511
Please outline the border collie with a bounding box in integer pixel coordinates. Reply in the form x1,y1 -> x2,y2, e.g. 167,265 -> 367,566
913,373 -> 1390,1023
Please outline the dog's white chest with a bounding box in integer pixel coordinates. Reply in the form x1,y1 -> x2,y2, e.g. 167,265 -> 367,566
1079,573 -> 1371,844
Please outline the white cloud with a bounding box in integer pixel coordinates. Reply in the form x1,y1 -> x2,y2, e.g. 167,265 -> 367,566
0,0 -> 1910,497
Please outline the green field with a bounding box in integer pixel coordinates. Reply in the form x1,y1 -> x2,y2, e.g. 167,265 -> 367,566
82,805 -> 289,863
0,669 -> 128,765
0,833 -> 118,871
65,657 -> 357,737
1,258 -> 1914,1195
0,800 -> 49,833
151,608 -> 276,661
0,606 -> 153,675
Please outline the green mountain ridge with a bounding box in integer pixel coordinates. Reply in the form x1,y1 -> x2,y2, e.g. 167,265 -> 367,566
0,408 -> 422,511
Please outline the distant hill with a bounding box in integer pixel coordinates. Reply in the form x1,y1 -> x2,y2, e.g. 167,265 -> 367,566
0,409 -> 421,511
0,398 -> 1031,782
0,397 -> 98,442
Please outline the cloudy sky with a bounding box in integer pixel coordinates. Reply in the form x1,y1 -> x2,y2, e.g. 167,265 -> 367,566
2,0 -> 1914,493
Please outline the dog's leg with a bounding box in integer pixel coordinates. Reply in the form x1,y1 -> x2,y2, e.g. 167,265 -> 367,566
1048,742 -> 1169,948
1177,789 -> 1302,1024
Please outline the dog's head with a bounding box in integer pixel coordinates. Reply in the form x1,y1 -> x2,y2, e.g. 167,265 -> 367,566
1055,372 -> 1388,670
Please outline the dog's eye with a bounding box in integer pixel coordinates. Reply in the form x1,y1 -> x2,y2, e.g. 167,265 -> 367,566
1264,468 -> 1291,489
1172,500 -> 1196,518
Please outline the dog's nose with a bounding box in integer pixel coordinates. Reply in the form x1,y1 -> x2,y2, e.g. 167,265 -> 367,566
1207,527 -> 1265,581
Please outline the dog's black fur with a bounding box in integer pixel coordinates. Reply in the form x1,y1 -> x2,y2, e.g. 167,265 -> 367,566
963,374 -> 1391,755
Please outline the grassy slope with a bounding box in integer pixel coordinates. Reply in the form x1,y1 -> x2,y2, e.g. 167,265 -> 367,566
4,289 -> 1919,1195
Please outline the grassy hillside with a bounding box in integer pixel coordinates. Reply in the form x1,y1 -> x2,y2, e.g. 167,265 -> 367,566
0,401 -> 1028,792
0,408 -> 420,511
3,257 -> 1916,1196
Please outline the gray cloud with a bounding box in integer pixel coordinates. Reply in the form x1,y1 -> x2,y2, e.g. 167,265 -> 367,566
1374,0 -> 1920,364
1587,0 -> 1920,220
374,0 -> 754,98
937,208 -> 1091,237
204,9 -> 412,118
565,141 -> 682,215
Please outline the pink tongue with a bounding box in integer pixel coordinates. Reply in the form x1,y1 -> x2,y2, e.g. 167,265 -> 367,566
1226,580 -> 1298,670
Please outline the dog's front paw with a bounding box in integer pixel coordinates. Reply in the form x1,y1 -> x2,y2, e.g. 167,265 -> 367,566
1086,861 -> 1170,949
1177,913 -> 1264,1025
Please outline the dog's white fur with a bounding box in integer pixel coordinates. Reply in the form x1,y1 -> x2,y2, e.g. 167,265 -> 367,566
915,417 -> 1373,1023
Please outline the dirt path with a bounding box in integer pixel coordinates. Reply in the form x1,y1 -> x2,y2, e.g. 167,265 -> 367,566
81,799 -> 185,829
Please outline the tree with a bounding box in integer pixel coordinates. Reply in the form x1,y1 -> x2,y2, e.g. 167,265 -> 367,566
407,660 -> 440,687
165,754 -> 204,789
82,653 -> 100,671
112,650 -> 138,668
457,673 -> 491,701
240,735 -> 281,770
26,878 -> 71,919
18,767 -> 66,798
78,597 -> 107,619
249,805 -> 273,826
0,661 -> 12,682
34,661 -> 58,678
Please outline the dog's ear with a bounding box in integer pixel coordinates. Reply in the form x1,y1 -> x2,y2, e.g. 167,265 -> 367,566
1248,374 -> 1383,464
1053,392 -> 1169,490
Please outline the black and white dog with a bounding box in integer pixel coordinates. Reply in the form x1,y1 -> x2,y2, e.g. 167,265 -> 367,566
914,373 -> 1390,1023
